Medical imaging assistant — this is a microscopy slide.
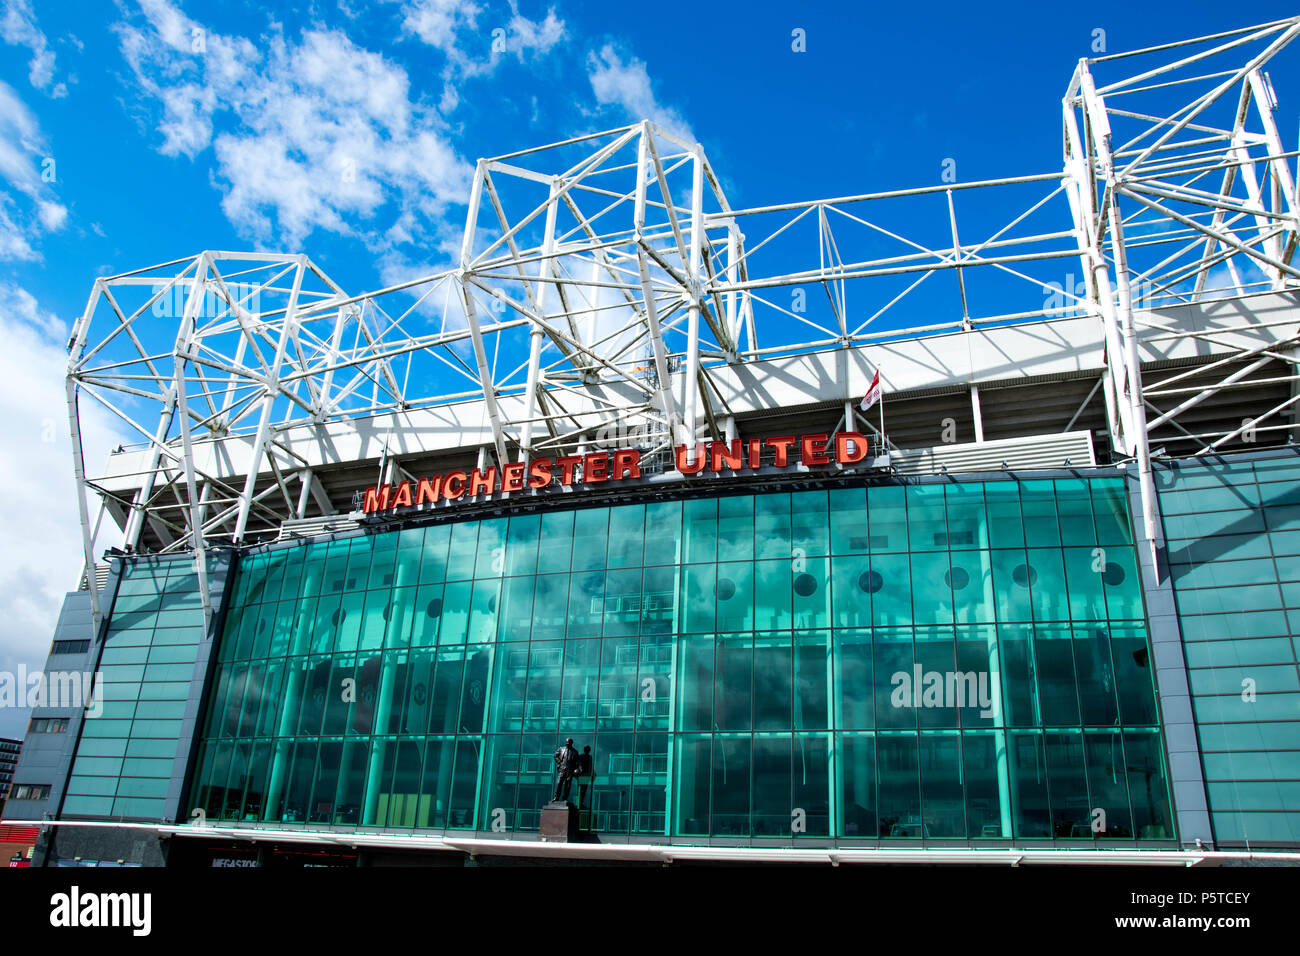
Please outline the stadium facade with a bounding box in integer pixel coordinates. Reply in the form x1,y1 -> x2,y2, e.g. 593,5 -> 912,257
7,22 -> 1300,865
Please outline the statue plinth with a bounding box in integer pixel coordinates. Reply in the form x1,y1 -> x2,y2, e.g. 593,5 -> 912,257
539,800 -> 579,842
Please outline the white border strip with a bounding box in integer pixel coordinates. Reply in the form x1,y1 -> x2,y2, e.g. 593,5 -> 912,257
12,819 -> 1300,866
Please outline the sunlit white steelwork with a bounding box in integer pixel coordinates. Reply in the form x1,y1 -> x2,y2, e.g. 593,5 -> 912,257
66,20 -> 1300,628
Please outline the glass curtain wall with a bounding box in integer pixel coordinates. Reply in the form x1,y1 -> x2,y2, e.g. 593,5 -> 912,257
190,476 -> 1173,842
1158,453 -> 1300,844
65,556 -> 210,819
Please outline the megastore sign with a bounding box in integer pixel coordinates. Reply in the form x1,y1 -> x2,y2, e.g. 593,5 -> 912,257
360,431 -> 876,515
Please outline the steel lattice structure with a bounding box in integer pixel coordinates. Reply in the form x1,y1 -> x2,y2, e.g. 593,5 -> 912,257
66,19 -> 1300,630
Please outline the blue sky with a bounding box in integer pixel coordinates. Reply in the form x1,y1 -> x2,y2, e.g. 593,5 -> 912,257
1,0 -> 1298,737
11,0 -> 1300,307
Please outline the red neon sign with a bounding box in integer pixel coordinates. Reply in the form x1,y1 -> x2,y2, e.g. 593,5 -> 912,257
361,431 -> 872,514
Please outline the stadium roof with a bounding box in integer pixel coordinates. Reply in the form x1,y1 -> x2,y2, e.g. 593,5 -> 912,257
64,19 -> 1300,628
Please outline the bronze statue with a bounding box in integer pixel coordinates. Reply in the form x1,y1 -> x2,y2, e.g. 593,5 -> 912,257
552,738 -> 580,803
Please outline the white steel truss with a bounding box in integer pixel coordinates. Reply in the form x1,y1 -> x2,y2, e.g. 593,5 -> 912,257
66,19 -> 1300,627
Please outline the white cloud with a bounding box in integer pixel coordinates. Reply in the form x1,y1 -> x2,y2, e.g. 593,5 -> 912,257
0,282 -> 128,738
399,0 -> 566,92
1,279 -> 62,336
0,199 -> 36,260
37,198 -> 66,231
401,0 -> 481,54
504,8 -> 564,57
587,43 -> 693,143
116,0 -> 474,248
0,0 -> 55,90
0,79 -> 68,261
0,81 -> 50,195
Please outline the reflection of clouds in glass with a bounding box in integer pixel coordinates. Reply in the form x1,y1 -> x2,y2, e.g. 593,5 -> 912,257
687,581 -> 712,614
754,526 -> 789,557
230,665 -> 262,734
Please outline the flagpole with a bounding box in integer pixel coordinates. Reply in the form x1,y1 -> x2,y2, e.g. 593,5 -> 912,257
860,367 -> 884,453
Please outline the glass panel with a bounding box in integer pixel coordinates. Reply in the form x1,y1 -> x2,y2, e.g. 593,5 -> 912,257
674,735 -> 710,835
572,510 -> 610,572
877,734 -> 921,837
537,511 -> 574,573
835,629 -> 873,730
839,733 -> 877,837
607,505 -> 645,569
711,735 -> 751,835
755,493 -> 791,559
683,498 -> 717,564
717,497 -> 754,562
920,733 -> 964,837
643,501 -> 681,566
754,632 -> 792,730
505,515 -> 540,577
1010,732 -> 1051,838
1045,731 -> 1088,837
867,485 -> 907,552
1084,730 -> 1132,838
790,491 -> 828,557
752,735 -> 790,835
964,732 -> 1008,838
907,485 -> 946,551
829,487 -> 867,555
714,634 -> 752,731
874,627 -> 915,730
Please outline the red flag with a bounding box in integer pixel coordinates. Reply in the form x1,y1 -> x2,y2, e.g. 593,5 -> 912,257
860,368 -> 882,411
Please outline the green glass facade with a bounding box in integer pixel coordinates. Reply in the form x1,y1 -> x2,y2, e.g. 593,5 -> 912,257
189,477 -> 1174,843
1159,452 -> 1300,844
64,556 -> 209,819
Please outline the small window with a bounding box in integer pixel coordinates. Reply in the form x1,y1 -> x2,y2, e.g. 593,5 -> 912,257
12,784 -> 51,801
932,532 -> 975,546
50,640 -> 90,655
30,718 -> 69,734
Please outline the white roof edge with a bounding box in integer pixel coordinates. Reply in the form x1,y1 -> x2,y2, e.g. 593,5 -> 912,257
91,291 -> 1300,492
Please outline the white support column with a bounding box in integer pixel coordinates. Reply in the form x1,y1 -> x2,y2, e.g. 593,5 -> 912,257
970,384 -> 985,443
296,469 -> 314,519
725,225 -> 740,358
1230,129 -> 1282,288
1064,85 -> 1128,453
460,285 -> 510,467
175,258 -> 214,630
1110,193 -> 1163,572
460,160 -> 510,467
634,125 -> 687,446
684,146 -> 705,442
1080,65 -> 1162,567
520,181 -> 560,457
65,378 -> 102,630
1249,69 -> 1300,287
307,471 -> 335,516
194,480 -> 212,532
233,257 -> 306,542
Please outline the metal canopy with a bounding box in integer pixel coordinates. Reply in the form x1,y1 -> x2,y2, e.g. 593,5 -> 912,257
66,20 -> 1300,628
